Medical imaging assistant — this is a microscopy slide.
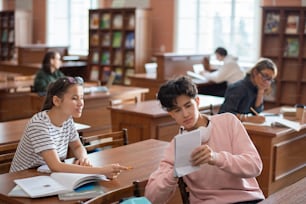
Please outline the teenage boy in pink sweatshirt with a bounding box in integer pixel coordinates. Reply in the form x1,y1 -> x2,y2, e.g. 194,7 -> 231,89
145,76 -> 264,204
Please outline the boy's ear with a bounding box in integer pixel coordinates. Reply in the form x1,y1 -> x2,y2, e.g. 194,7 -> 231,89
195,96 -> 200,106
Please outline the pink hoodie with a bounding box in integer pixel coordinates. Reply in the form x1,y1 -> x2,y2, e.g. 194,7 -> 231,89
145,113 -> 265,204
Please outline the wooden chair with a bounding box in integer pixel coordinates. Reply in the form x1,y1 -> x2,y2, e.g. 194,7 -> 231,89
0,142 -> 18,174
84,179 -> 148,204
200,104 -> 214,115
109,97 -> 138,106
80,129 -> 128,152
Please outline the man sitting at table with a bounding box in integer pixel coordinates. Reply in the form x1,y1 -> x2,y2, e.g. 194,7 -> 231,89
197,47 -> 245,97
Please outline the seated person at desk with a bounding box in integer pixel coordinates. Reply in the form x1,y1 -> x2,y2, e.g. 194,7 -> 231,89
10,76 -> 128,179
198,47 -> 245,97
218,58 -> 278,123
33,51 -> 65,93
145,76 -> 264,204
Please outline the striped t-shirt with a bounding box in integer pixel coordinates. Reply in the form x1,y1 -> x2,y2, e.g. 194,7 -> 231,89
10,111 -> 79,172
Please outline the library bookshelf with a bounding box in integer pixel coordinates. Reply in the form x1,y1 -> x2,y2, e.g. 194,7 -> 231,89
261,6 -> 306,106
88,8 -> 151,85
0,10 -> 32,61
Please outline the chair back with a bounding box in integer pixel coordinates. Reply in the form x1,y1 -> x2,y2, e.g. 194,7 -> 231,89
0,142 -> 18,174
178,177 -> 190,204
81,128 -> 128,152
200,104 -> 214,115
84,179 -> 148,204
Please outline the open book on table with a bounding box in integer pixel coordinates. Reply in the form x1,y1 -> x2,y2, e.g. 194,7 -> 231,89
8,172 -> 107,198
187,64 -> 209,81
243,114 -> 306,132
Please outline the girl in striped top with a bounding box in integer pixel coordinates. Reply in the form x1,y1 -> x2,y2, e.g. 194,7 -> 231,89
10,76 -> 128,179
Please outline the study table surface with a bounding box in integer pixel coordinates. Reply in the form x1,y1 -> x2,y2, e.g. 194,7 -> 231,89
0,60 -> 88,79
0,71 -> 21,81
243,107 -> 306,197
129,73 -> 216,100
259,177 -> 306,204
109,95 -> 224,142
0,118 -> 91,145
0,139 -> 169,204
0,79 -> 33,91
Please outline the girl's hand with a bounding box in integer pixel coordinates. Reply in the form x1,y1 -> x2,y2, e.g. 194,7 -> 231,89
74,157 -> 92,167
103,163 -> 130,179
191,144 -> 215,166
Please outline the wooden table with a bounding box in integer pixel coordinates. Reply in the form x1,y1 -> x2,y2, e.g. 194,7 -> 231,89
0,118 -> 91,145
0,71 -> 21,81
259,177 -> 306,203
0,139 -> 181,204
23,61 -> 88,80
109,95 -> 224,143
129,73 -> 222,100
244,107 -> 306,197
0,60 -> 88,80
0,79 -> 33,92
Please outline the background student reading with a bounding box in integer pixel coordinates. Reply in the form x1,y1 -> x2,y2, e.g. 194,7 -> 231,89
10,76 -> 127,179
197,47 -> 245,97
218,58 -> 278,124
33,51 -> 65,93
145,76 -> 264,204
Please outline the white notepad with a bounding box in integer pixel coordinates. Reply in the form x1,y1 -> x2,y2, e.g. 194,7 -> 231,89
174,128 -> 202,177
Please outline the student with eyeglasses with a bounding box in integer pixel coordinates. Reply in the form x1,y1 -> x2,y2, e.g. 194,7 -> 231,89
33,51 -> 65,94
10,76 -> 128,179
218,58 -> 278,123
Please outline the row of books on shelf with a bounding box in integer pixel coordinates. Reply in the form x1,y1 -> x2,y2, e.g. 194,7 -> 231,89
283,38 -> 299,57
91,50 -> 134,66
0,46 -> 15,57
264,13 -> 306,34
0,17 -> 14,28
90,32 -> 134,48
89,65 -> 134,85
1,29 -> 14,42
90,13 -> 135,30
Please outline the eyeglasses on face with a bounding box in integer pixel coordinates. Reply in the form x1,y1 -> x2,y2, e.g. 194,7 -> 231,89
258,71 -> 274,83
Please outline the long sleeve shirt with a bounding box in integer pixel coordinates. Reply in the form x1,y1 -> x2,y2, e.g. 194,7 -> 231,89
33,69 -> 65,93
203,55 -> 245,84
145,113 -> 264,204
218,74 -> 264,114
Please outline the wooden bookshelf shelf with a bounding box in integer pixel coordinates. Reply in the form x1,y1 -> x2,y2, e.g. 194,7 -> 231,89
87,8 -> 151,85
261,6 -> 306,106
0,10 -> 32,61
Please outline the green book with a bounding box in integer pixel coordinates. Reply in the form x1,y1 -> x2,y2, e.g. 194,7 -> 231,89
112,32 -> 122,48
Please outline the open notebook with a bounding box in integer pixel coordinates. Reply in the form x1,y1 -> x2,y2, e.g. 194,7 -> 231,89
9,173 -> 108,198
243,114 -> 306,132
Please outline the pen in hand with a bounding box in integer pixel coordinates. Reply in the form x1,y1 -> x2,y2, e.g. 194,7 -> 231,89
250,107 -> 259,116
